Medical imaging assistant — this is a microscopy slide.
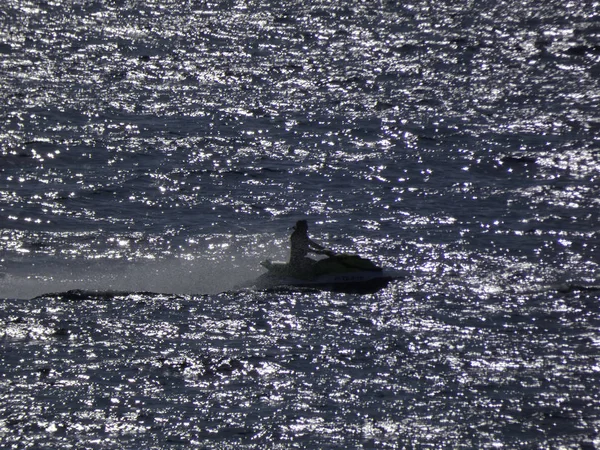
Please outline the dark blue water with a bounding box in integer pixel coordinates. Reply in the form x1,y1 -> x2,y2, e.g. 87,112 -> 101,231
1,0 -> 599,448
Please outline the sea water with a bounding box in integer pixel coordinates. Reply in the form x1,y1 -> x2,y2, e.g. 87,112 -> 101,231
1,0 -> 599,448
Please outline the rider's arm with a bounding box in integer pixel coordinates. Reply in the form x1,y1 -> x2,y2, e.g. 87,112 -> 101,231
309,240 -> 336,256
308,239 -> 324,251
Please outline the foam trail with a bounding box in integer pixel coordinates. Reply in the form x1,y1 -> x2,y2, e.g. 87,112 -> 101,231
1,256 -> 266,299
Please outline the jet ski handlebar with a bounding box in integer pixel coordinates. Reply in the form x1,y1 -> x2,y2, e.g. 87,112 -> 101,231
315,249 -> 336,257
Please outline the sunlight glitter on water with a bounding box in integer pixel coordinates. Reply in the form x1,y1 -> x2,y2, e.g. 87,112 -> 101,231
2,276 -> 600,447
2,0 -> 600,448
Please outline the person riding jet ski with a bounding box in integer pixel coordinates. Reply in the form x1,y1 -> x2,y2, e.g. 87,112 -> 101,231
289,220 -> 330,275
250,220 -> 397,291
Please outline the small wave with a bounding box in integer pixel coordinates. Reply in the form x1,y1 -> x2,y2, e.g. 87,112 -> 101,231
554,283 -> 600,294
32,289 -> 184,302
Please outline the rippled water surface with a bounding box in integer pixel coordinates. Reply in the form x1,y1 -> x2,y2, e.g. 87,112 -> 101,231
1,0 -> 599,448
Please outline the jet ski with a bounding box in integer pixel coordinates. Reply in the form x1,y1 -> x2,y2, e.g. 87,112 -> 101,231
253,253 -> 403,293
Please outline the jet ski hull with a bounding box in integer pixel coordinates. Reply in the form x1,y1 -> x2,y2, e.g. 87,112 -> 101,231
253,256 -> 403,293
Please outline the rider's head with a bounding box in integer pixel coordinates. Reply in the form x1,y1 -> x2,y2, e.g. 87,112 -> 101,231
294,220 -> 308,232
